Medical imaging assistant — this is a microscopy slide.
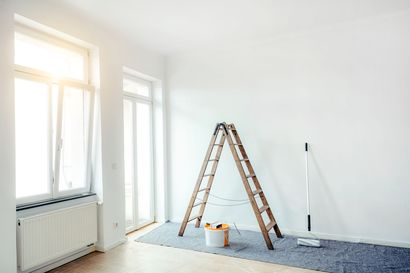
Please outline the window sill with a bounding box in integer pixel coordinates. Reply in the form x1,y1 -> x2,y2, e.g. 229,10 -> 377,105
16,192 -> 96,211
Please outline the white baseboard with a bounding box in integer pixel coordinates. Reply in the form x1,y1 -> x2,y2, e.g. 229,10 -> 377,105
170,219 -> 410,249
20,245 -> 95,273
95,237 -> 127,252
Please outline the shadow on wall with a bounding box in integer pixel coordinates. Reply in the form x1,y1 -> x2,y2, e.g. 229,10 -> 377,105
258,143 -> 288,217
309,145 -> 346,233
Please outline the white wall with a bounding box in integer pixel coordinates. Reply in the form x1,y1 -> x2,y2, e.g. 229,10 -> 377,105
166,10 -> 410,246
0,1 -> 165,271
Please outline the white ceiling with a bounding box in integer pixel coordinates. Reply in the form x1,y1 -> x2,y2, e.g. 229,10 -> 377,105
60,0 -> 410,55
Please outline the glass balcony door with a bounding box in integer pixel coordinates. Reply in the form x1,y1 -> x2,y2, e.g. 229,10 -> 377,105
123,94 -> 154,232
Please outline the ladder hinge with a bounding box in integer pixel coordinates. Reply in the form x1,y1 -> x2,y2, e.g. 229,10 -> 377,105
213,123 -> 220,135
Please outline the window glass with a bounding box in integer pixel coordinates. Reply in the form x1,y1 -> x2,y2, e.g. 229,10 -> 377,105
51,84 -> 59,168
15,78 -> 51,198
15,32 -> 86,81
123,77 -> 150,97
136,102 -> 152,223
123,100 -> 135,228
58,87 -> 89,191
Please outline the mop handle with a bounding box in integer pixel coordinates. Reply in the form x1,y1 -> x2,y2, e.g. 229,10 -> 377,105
305,142 -> 311,232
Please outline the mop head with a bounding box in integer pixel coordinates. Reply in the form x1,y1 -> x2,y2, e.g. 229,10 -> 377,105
297,238 -> 321,248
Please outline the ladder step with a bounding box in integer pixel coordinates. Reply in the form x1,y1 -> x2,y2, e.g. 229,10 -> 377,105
239,158 -> 249,162
188,215 -> 201,222
253,189 -> 262,195
259,205 -> 269,213
208,159 -> 219,162
203,173 -> 215,177
213,144 -> 223,146
232,143 -> 243,146
266,220 -> 277,232
246,174 -> 256,178
193,202 -> 205,207
198,187 -> 210,192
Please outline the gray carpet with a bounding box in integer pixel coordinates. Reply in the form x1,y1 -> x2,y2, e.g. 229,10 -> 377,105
136,222 -> 410,273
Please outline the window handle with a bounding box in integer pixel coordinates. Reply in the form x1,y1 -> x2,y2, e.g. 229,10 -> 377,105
58,139 -> 64,151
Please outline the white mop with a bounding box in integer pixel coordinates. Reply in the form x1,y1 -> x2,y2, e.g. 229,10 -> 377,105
297,142 -> 321,248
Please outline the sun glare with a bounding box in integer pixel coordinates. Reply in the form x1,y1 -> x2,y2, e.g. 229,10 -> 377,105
15,32 -> 85,81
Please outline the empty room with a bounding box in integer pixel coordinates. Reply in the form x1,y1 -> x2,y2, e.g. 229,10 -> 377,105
1,0 -> 410,272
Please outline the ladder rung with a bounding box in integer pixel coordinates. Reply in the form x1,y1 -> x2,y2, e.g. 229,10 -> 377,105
203,173 -> 215,177
246,174 -> 256,178
188,215 -> 201,222
253,189 -> 262,195
213,144 -> 223,146
232,143 -> 243,146
239,158 -> 249,162
266,220 -> 276,231
259,205 -> 269,213
208,159 -> 219,162
193,202 -> 205,207
198,187 -> 210,192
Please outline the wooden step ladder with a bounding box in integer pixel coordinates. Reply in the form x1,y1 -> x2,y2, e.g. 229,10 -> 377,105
178,122 -> 282,250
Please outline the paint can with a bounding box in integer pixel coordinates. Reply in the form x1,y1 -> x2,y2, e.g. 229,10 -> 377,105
204,223 -> 229,247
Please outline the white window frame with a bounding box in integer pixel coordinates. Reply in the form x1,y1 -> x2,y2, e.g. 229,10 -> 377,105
123,74 -> 153,103
123,73 -> 155,232
14,25 -> 94,205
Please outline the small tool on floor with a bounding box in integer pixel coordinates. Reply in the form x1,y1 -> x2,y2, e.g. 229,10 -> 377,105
297,143 -> 321,248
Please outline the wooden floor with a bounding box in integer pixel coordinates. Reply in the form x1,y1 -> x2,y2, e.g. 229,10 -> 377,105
49,224 -> 321,273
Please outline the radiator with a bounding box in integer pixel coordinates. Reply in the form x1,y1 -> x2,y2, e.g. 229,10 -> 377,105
17,202 -> 98,271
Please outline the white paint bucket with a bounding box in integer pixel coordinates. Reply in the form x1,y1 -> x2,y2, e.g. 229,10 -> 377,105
204,223 -> 229,247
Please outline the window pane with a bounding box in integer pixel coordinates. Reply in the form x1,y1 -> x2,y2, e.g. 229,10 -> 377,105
123,100 -> 135,229
15,32 -> 86,81
15,78 -> 50,198
58,87 -> 89,191
123,78 -> 150,97
136,102 -> 152,223
51,85 -> 59,168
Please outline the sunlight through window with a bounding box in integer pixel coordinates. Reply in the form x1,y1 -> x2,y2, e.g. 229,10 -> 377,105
15,31 -> 86,81
14,25 -> 93,204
